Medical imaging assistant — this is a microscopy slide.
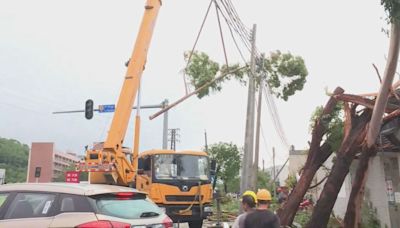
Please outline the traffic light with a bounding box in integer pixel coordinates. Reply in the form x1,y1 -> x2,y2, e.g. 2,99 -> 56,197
35,167 -> 41,178
85,99 -> 94,120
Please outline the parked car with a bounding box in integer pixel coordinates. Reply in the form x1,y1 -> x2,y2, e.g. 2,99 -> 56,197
0,182 -> 173,228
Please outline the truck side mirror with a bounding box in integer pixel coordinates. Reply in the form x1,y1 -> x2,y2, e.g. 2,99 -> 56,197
138,158 -> 144,170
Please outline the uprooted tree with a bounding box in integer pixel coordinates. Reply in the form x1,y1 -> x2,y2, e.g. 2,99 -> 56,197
278,1 -> 400,227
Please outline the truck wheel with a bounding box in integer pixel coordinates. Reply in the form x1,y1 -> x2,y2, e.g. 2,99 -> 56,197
188,220 -> 203,228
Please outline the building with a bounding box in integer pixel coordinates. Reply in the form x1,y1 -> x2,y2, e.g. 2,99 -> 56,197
288,146 -> 335,204
333,119 -> 400,227
265,164 -> 289,187
27,142 -> 81,183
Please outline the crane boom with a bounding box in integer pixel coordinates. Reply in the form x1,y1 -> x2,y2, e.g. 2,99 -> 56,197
104,0 -> 161,151
83,0 -> 162,186
78,2 -> 214,225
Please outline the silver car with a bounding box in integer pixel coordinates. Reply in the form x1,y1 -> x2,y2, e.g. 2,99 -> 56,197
0,183 -> 173,228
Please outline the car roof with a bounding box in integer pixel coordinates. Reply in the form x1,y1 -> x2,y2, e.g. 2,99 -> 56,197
0,183 -> 146,196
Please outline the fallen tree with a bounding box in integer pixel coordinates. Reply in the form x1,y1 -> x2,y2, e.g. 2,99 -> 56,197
277,87 -> 344,226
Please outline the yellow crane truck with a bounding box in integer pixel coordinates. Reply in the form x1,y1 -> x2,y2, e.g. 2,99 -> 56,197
77,1 -> 213,227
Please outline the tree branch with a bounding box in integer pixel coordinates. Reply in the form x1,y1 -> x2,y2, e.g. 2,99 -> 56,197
335,94 -> 398,113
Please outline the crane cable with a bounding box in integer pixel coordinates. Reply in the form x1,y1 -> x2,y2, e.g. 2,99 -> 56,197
214,0 -> 229,67
183,0 -> 214,94
214,2 -> 248,64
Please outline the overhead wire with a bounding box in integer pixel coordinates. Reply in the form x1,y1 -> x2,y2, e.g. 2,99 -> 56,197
214,3 -> 248,63
183,0 -> 290,152
222,0 -> 252,39
216,0 -> 291,150
263,84 -> 290,150
219,0 -> 251,40
216,0 -> 252,53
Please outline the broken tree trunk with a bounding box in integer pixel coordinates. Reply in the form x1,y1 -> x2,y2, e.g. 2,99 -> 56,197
367,22 -> 400,147
305,109 -> 371,228
277,87 -> 344,226
344,21 -> 400,228
343,145 -> 376,228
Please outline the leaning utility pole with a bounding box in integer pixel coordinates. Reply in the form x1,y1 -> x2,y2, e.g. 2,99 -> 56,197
240,24 -> 257,193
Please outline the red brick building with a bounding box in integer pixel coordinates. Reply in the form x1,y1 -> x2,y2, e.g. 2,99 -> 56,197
27,142 -> 81,183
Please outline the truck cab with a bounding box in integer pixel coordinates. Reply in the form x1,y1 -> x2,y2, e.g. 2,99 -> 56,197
136,150 -> 213,227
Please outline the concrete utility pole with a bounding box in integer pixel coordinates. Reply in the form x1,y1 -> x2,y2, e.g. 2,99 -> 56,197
240,24 -> 257,193
204,130 -> 209,153
162,100 -> 169,149
272,147 -> 276,197
253,54 -> 264,189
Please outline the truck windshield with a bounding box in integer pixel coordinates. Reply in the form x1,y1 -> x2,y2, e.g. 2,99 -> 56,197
154,154 -> 209,181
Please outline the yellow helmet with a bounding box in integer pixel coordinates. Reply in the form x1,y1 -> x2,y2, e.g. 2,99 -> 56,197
257,189 -> 272,201
242,190 -> 257,203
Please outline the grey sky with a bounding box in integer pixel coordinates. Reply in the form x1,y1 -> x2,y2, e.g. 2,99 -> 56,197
0,0 -> 390,166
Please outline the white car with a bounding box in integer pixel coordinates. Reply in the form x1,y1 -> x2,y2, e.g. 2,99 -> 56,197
0,183 -> 173,228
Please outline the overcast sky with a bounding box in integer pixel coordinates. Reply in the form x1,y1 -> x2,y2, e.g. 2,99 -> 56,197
0,0 -> 392,167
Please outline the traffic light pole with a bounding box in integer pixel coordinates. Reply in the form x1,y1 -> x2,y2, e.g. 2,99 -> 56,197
53,100 -> 170,149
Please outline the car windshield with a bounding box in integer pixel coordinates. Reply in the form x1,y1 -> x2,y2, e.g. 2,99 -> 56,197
154,154 -> 209,180
90,193 -> 161,220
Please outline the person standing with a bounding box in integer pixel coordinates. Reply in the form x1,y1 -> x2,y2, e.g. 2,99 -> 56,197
244,189 -> 280,228
232,190 -> 257,228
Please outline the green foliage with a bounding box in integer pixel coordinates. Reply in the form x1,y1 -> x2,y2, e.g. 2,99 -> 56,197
294,211 -> 311,227
184,50 -> 308,101
309,102 -> 344,152
220,63 -> 248,85
382,0 -> 400,23
263,51 -> 308,101
293,211 -> 342,228
0,138 -> 29,183
208,142 -> 241,193
226,176 -> 240,193
257,170 -> 274,191
184,51 -> 248,98
361,201 -> 381,228
184,51 -> 220,98
285,174 -> 297,190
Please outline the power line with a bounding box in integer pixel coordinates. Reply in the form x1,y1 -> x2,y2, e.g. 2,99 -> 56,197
214,3 -> 248,63
216,0 -> 291,150
216,0 -> 252,53
263,84 -> 290,150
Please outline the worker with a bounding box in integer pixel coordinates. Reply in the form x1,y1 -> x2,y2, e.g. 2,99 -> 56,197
232,190 -> 257,228
244,189 -> 280,228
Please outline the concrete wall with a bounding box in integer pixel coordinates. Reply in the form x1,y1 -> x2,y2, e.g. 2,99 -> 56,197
366,155 -> 391,228
332,154 -> 395,227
